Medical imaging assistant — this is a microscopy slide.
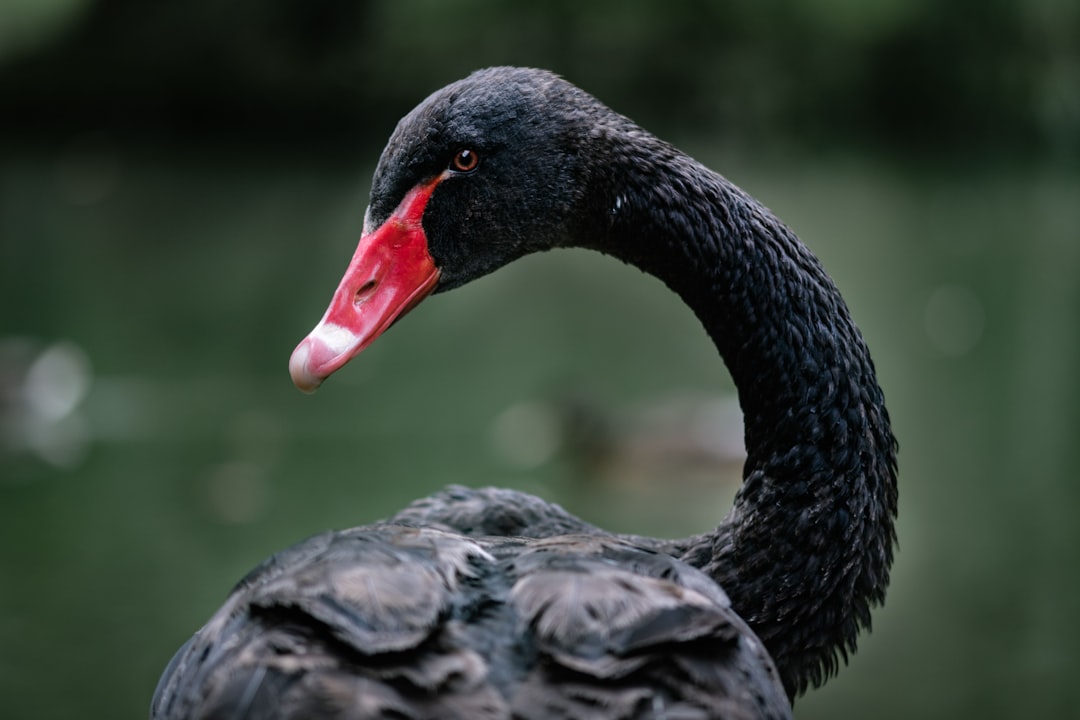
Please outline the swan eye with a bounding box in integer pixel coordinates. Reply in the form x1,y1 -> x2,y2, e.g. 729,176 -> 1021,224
450,148 -> 479,173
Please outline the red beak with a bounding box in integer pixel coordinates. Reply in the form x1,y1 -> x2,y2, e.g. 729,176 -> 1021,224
289,175 -> 444,393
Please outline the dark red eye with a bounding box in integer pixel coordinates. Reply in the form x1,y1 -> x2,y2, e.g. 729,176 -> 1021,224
450,148 -> 479,173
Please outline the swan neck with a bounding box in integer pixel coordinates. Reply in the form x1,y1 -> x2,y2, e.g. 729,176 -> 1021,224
586,134 -> 898,698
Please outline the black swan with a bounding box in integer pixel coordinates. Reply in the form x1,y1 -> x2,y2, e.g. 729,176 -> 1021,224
152,67 -> 897,720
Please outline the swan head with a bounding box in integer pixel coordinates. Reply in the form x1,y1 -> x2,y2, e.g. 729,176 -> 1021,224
290,68 -> 607,392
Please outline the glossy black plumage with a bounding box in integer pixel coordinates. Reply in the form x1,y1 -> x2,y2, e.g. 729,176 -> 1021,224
153,67 -> 897,719
153,507 -> 789,719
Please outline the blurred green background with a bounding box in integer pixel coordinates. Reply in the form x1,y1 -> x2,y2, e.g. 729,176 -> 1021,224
1,1 -> 1078,718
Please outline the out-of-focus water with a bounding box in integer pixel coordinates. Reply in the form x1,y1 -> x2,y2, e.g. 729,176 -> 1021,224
1,141 -> 1077,719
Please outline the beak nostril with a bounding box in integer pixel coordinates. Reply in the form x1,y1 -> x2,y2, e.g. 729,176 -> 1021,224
355,279 -> 378,304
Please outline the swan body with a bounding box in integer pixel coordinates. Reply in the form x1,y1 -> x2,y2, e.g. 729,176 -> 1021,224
152,67 -> 897,719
